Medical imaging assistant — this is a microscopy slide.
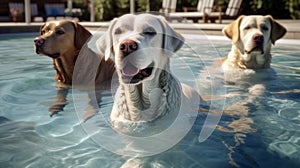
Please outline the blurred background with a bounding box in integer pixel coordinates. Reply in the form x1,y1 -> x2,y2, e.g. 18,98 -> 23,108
1,0 -> 299,22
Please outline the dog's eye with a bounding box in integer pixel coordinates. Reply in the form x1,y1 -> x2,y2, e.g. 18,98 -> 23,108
143,31 -> 156,36
41,30 -> 46,35
56,30 -> 65,35
244,26 -> 251,30
261,26 -> 269,31
115,28 -> 122,35
143,28 -> 156,36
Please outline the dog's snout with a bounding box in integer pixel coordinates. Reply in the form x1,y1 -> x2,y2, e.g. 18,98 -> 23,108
34,37 -> 45,46
120,40 -> 138,56
253,34 -> 264,43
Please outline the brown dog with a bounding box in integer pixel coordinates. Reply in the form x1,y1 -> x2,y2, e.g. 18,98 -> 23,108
34,20 -> 115,85
34,20 -> 115,116
221,15 -> 286,71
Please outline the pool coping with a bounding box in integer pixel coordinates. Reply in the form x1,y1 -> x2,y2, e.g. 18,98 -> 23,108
0,19 -> 299,39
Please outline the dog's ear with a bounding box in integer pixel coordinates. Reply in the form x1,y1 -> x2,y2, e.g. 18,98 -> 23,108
72,21 -> 92,50
96,18 -> 118,61
266,15 -> 287,44
39,23 -> 46,35
158,16 -> 184,53
222,15 -> 244,44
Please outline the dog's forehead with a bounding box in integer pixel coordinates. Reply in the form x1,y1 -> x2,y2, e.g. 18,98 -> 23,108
115,14 -> 163,32
44,21 -> 74,30
240,16 -> 271,28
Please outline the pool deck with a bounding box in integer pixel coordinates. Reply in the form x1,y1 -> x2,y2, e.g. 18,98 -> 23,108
0,19 -> 299,39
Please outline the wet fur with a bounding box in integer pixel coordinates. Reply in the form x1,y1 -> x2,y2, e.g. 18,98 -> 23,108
97,14 -> 201,132
34,20 -> 115,116
221,15 -> 286,70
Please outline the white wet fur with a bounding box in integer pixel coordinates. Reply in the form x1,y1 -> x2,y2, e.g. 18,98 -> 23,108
96,14 -> 202,135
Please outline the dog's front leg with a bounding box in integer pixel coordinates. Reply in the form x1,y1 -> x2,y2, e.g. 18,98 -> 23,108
49,88 -> 69,117
82,90 -> 105,122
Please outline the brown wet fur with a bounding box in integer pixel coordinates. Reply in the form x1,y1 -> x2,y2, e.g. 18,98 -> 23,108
35,20 -> 115,85
34,20 -> 115,117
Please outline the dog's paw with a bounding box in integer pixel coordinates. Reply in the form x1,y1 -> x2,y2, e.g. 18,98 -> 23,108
48,102 -> 68,117
82,106 -> 98,122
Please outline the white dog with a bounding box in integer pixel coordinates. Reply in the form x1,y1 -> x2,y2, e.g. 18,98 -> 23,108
97,14 -> 201,133
221,15 -> 286,71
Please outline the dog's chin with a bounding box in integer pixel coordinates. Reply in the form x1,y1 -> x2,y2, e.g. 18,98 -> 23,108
48,53 -> 60,59
242,50 -> 267,68
44,53 -> 60,59
36,48 -> 60,59
120,62 -> 154,85
245,46 -> 264,55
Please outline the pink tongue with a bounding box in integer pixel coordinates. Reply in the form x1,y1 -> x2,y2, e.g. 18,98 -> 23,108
122,63 -> 139,76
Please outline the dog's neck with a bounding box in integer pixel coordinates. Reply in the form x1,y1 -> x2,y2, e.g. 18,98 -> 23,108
115,64 -> 181,122
53,49 -> 79,85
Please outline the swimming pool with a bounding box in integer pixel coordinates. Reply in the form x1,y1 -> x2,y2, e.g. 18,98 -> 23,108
0,32 -> 299,167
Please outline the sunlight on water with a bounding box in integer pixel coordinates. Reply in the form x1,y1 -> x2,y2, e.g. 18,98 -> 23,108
0,33 -> 299,167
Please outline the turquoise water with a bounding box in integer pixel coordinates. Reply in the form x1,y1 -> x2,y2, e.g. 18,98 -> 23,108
0,33 -> 300,167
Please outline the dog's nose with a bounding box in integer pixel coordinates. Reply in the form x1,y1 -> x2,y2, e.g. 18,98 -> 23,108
34,37 -> 45,46
253,34 -> 264,43
120,40 -> 138,57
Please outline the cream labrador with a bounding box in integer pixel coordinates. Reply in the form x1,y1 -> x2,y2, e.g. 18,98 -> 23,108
97,14 -> 201,133
222,15 -> 286,70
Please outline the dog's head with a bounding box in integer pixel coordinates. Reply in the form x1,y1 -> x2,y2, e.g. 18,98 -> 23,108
97,14 -> 184,84
223,15 -> 286,69
34,20 -> 91,59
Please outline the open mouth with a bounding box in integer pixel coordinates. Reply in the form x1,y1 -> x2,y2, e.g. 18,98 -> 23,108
121,62 -> 154,84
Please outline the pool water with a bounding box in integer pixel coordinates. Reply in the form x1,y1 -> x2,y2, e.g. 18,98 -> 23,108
0,33 -> 300,168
